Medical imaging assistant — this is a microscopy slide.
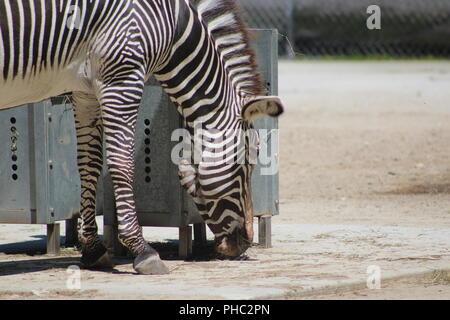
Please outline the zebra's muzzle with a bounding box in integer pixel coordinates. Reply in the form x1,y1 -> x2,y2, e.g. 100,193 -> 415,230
215,227 -> 252,257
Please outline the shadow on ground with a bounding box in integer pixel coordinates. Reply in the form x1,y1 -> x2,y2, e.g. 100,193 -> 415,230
0,235 -> 49,255
381,183 -> 450,195
0,237 -> 240,277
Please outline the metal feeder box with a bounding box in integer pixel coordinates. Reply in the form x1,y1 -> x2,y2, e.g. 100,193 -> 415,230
0,98 -> 80,254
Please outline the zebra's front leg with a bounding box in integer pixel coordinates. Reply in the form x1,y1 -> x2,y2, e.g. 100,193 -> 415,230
100,86 -> 169,275
73,92 -> 113,269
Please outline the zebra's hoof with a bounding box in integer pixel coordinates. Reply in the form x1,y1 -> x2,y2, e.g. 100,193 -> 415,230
133,251 -> 170,275
81,245 -> 114,269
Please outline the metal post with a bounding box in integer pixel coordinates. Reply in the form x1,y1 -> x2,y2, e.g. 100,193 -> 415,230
179,226 -> 193,259
286,0 -> 296,58
193,223 -> 207,247
46,223 -> 60,255
103,224 -> 128,257
65,217 -> 78,247
258,215 -> 272,248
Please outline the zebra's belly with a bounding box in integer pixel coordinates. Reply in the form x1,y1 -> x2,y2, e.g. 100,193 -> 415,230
0,66 -> 87,111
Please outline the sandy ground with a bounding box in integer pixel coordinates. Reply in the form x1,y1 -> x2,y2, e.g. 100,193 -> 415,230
1,61 -> 450,300
277,60 -> 450,299
299,271 -> 450,300
278,60 -> 450,229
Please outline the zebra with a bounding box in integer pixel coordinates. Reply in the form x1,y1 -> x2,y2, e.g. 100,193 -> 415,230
0,0 -> 284,275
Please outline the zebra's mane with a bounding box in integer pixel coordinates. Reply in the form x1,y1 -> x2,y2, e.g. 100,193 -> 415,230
191,0 -> 265,97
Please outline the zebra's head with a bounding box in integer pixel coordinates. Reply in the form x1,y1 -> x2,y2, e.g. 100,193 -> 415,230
179,96 -> 283,257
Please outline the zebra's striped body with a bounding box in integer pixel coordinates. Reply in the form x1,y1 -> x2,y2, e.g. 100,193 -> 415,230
0,1 -> 170,107
0,0 -> 283,274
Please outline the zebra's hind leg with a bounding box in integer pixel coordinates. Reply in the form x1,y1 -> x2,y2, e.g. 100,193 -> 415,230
73,92 -> 113,269
100,84 -> 169,275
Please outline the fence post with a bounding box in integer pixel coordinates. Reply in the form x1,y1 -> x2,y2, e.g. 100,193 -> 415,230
286,0 -> 296,58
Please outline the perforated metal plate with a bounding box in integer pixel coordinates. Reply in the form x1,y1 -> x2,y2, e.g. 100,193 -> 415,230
0,100 -> 79,224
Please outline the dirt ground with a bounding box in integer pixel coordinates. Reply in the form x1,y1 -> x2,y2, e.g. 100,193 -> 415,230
1,60 -> 450,300
278,60 -> 450,229
298,270 -> 450,300
277,60 -> 450,299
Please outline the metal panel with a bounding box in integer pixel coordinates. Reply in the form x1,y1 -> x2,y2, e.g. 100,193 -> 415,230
134,80 -> 185,226
0,99 -> 79,224
47,99 -> 81,222
0,105 -> 34,223
30,102 -> 52,224
250,29 -> 280,217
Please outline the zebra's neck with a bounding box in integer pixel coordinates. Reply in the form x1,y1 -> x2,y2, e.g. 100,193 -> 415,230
153,0 -> 263,132
153,1 -> 236,132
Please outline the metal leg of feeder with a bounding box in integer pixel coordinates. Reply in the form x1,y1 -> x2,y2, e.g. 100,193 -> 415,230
179,226 -> 193,259
104,224 -> 128,257
47,223 -> 61,256
258,215 -> 272,248
65,217 -> 78,247
194,223 -> 207,247
103,224 -> 115,254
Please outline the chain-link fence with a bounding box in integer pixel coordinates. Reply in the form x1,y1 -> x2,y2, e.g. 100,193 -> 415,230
236,0 -> 450,58
236,0 -> 295,56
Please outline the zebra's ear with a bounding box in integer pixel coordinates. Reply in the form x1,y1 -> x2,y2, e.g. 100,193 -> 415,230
241,96 -> 284,122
